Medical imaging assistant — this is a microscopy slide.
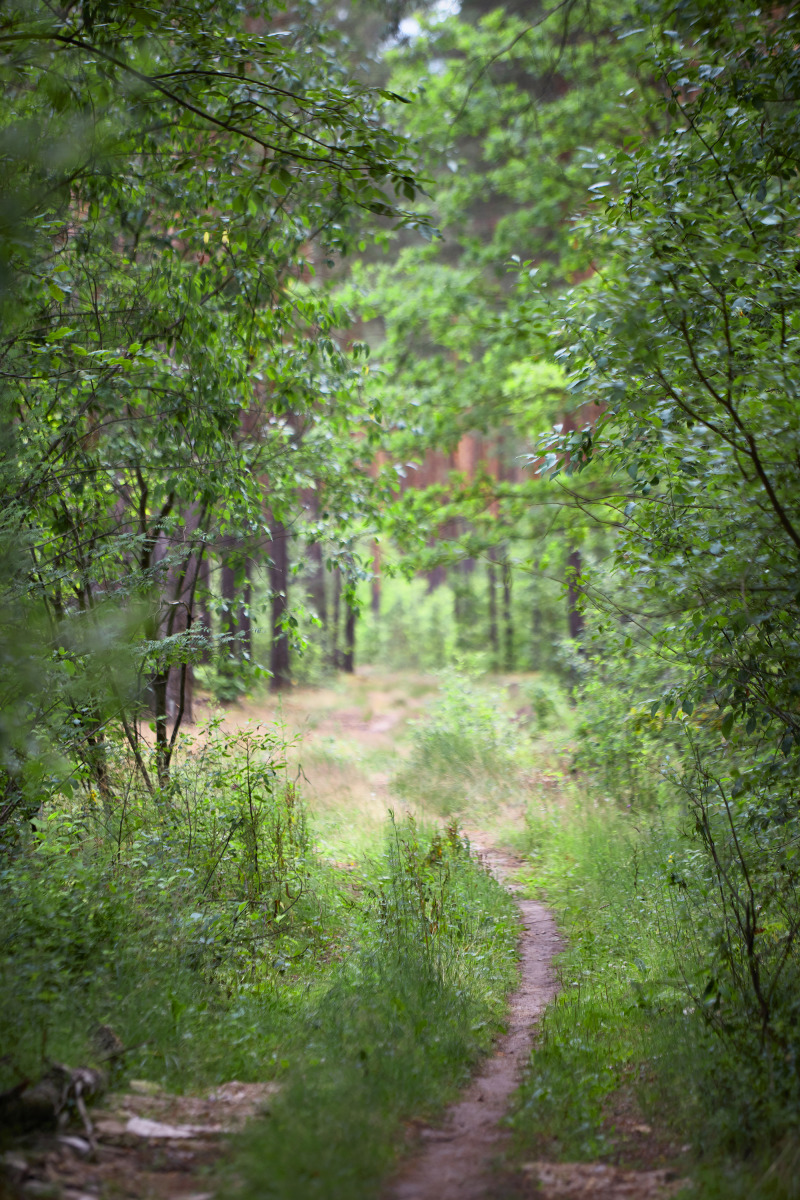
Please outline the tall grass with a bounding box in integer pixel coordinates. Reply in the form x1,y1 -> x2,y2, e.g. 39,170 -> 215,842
511,790 -> 800,1198
230,816 -> 519,1199
1,710 -> 519,1199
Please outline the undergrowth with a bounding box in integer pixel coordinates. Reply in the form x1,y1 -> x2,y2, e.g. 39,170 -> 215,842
232,816 -> 518,1199
393,670 -> 528,813
0,714 -> 517,1199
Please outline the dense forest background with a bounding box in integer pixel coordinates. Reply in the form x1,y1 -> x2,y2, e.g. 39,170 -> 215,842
2,0 -> 800,1196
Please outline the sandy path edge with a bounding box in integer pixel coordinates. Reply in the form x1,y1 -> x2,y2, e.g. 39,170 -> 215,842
383,842 -> 561,1200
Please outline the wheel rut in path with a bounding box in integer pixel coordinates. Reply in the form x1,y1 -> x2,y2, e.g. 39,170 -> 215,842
384,841 -> 561,1200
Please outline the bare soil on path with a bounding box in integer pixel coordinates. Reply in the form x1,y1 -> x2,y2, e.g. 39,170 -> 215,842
385,844 -> 560,1200
385,840 -> 689,1200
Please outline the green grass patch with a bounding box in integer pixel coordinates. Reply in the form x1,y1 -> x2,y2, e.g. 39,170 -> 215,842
0,709 -> 518,1198
508,795 -> 800,1198
230,816 -> 518,1198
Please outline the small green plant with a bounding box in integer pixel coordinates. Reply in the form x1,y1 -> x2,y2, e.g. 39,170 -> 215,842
0,720 -> 323,1093
393,671 -> 522,812
519,677 -> 569,732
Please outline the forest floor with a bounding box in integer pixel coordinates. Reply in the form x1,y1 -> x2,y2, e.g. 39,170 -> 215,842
3,668 -> 693,1200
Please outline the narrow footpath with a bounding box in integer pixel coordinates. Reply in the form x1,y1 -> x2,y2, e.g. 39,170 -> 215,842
385,844 -> 561,1200
385,842 -> 689,1200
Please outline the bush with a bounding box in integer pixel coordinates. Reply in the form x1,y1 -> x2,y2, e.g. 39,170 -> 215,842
393,671 -> 522,812
0,721 -> 325,1092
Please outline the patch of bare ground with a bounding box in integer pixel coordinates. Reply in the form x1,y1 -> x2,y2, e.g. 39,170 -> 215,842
1,1081 -> 277,1200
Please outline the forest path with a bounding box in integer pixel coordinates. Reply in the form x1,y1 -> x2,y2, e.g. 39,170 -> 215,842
216,671 -> 690,1200
384,839 -> 689,1200
385,841 -> 560,1200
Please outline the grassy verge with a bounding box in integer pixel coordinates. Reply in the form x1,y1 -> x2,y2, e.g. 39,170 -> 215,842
0,703 -> 518,1200
386,665 -> 800,1198
232,818 -> 518,1198
507,795 -> 800,1199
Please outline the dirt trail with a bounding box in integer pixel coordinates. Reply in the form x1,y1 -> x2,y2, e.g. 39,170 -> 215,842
385,842 -> 688,1200
385,843 -> 561,1200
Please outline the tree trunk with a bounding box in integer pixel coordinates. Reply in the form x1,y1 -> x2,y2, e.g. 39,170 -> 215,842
196,553 -> 212,664
371,541 -> 381,616
152,515 -> 207,775
220,537 -> 251,661
220,535 -> 237,653
240,560 -> 252,661
307,538 -> 327,629
343,602 -> 356,673
331,566 -> 341,669
269,519 -> 291,690
531,571 -> 542,670
502,556 -> 514,670
426,563 -> 447,593
566,546 -> 585,642
487,550 -> 498,665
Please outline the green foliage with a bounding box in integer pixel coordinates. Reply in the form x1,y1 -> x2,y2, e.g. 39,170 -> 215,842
359,576 -> 459,671
394,670 -> 523,812
513,785 -> 800,1191
0,722 -> 323,1089
518,676 -> 570,733
0,712 -> 518,1196
0,0 -> 429,812
516,2 -> 800,1161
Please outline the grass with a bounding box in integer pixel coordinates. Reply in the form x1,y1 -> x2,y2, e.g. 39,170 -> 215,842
504,787 -> 800,1199
11,664 -> 798,1200
506,798 -> 688,1157
0,679 -> 520,1200
230,819 -> 518,1198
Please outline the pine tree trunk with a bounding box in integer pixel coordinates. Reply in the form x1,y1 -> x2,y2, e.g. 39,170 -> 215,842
220,534 -> 237,653
343,602 -> 356,673
330,567 -> 342,669
531,571 -> 542,670
240,559 -> 252,660
371,541 -> 381,616
488,550 -> 498,665
269,520 -> 291,690
502,555 -> 514,670
307,538 -> 327,629
196,553 -> 212,664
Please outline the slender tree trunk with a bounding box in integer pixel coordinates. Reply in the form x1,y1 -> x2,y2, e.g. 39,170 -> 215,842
269,519 -> 291,690
240,559 -> 252,660
426,563 -> 446,593
531,571 -> 542,670
566,546 -> 585,642
307,538 -> 327,630
152,669 -> 172,788
196,553 -> 212,664
502,555 -> 514,670
220,538 -> 251,660
331,566 -> 341,669
220,535 -> 237,652
343,602 -> 356,673
371,541 -> 381,616
487,550 -> 498,665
